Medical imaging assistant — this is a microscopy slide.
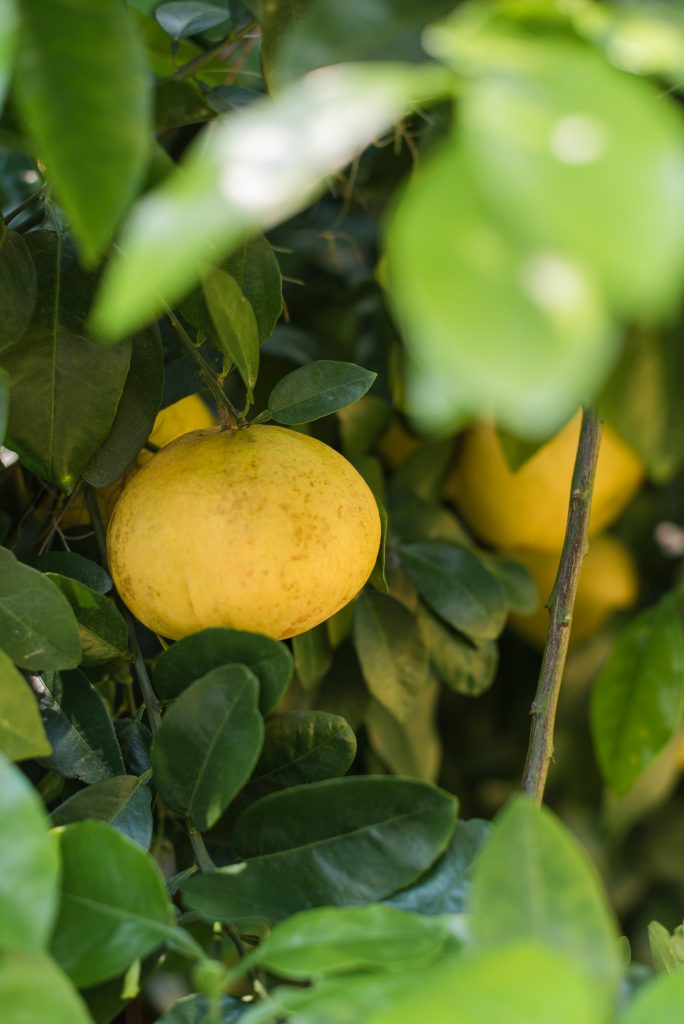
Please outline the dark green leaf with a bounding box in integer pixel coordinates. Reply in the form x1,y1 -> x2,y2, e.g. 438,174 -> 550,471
155,79 -> 211,131
202,267 -> 260,391
0,366 -> 7,444
353,588 -> 429,723
30,552 -> 112,594
368,497 -> 389,594
156,1 -> 230,39
183,776 -> 457,922
14,0 -> 151,263
158,994 -> 248,1023
153,627 -> 292,715
51,820 -> 175,986
0,0 -> 17,109
470,797 -> 621,1001
338,396 -> 392,461
487,555 -> 539,614
0,547 -> 81,671
621,971 -> 684,1024
0,648 -> 51,761
391,439 -> 454,503
401,541 -> 508,641
386,818 -> 491,915
0,752 -> 60,952
30,669 -> 125,783
153,665 -> 264,831
364,678 -> 441,782
387,487 -> 472,547
84,331 -> 164,487
47,574 -> 128,666
417,605 -> 498,696
0,223 -> 36,350
0,951 -> 93,1024
268,360 -> 376,425
292,624 -> 332,691
51,775 -> 153,849
590,595 -> 684,796
3,232 -> 132,490
114,718 -> 152,777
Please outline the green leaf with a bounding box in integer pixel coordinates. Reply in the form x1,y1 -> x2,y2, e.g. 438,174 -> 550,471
202,267 -> 261,391
469,796 -> 621,1002
51,776 -> 153,849
153,627 -> 292,715
391,439 -> 454,503
268,360 -> 377,424
386,818 -> 491,915
14,0 -> 151,263
590,595 -> 684,797
246,904 -> 451,980
0,951 -> 93,1024
487,555 -> 539,614
417,605 -> 498,696
84,331 -> 164,487
0,223 -> 36,351
0,648 -> 51,761
3,232 -> 132,491
46,575 -> 128,666
182,776 -> 457,922
158,994 -> 248,1023
353,589 -> 429,723
30,669 -> 125,783
385,144 -> 615,437
292,624 -> 332,691
240,710 -> 357,804
51,820 -> 175,987
621,971 -> 684,1024
0,0 -> 17,110
364,678 -> 441,782
115,718 -> 152,777
401,542 -> 508,641
153,665 -> 264,831
0,752 -> 60,952
0,547 -> 81,671
155,1 -> 230,39
30,552 -> 113,594
91,62 -> 452,339
0,365 -> 7,444
648,920 -> 684,976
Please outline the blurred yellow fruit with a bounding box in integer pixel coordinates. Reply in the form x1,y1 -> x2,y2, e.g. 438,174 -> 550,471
376,419 -> 424,469
509,535 -> 638,648
63,394 -> 215,529
445,413 -> 644,552
107,425 -> 381,640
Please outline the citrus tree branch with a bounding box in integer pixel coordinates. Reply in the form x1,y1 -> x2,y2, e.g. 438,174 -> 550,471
521,406 -> 602,803
163,311 -> 241,429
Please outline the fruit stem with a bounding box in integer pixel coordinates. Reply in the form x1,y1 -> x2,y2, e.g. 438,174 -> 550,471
164,309 -> 243,429
521,406 -> 602,803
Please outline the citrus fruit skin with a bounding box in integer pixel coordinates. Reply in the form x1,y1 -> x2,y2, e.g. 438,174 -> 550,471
510,535 -> 638,648
445,413 -> 644,552
107,425 -> 381,641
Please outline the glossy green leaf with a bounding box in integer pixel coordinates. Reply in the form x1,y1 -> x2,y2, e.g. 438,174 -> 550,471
417,605 -> 498,696
0,752 -> 59,952
0,0 -> 17,110
364,678 -> 441,782
240,710 -> 356,804
353,589 -> 429,723
183,776 -> 457,922
30,552 -> 112,594
14,0 -> 151,263
153,627 -> 292,714
590,595 -> 684,796
0,366 -> 7,444
0,547 -> 81,671
292,624 -> 332,691
115,718 -> 152,777
84,331 -> 164,487
386,818 -> 491,916
469,797 -> 621,1001
0,951 -> 93,1024
202,267 -> 260,390
30,669 -> 125,783
51,820 -> 175,986
153,664 -> 264,831
246,904 -> 451,980
621,971 -> 684,1024
3,232 -> 132,490
51,775 -> 153,849
268,360 -> 377,424
91,62 -> 452,339
388,488 -> 471,547
385,144 -> 615,437
0,647 -> 51,761
46,574 -> 128,666
487,555 -> 539,614
0,223 -> 36,351
156,1 -> 230,39
401,542 -> 508,641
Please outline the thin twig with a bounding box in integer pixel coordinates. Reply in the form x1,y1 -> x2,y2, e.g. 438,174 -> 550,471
4,186 -> 45,224
187,821 -> 216,871
172,22 -> 257,81
521,406 -> 602,803
164,310 -> 241,428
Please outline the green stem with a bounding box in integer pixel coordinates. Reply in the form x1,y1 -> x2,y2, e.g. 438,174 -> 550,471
187,822 -> 216,872
521,406 -> 602,803
4,186 -> 44,224
171,22 -> 257,81
165,310 -> 241,428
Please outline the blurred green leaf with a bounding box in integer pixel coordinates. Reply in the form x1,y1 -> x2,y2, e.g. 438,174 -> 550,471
590,594 -> 684,797
155,79 -> 211,131
364,676 -> 441,782
30,669 -> 125,783
153,627 -> 292,714
0,547 -> 81,671
51,775 -> 153,849
292,623 -> 333,691
202,267 -> 260,391
51,820 -> 175,987
14,0 -> 150,263
158,994 -> 248,1023
470,797 -> 621,1002
46,575 -> 128,666
648,920 -> 684,975
0,752 -> 59,952
621,970 -> 684,1024
30,552 -> 112,594
3,232 -> 132,491
0,366 -> 7,444
268,360 -> 376,424
153,664 -> 263,831
417,605 -> 498,696
155,1 -> 230,39
0,648 -> 51,761
0,0 -> 17,110
0,951 -> 93,1024
391,439 -> 453,504
0,224 -> 36,351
